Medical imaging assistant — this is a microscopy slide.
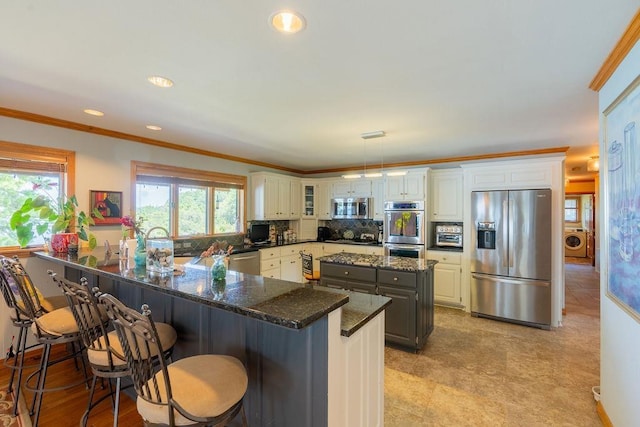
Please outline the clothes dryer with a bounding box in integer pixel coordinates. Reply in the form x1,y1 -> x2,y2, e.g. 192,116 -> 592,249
564,230 -> 587,257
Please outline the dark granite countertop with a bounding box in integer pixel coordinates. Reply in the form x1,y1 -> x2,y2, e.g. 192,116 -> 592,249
35,250 -> 391,336
35,250 -> 349,330
333,290 -> 391,337
318,252 -> 438,271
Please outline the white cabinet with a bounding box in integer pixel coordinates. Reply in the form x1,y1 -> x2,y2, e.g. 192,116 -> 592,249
301,181 -> 316,218
332,180 -> 372,198
428,250 -> 462,307
371,178 -> 385,220
251,173 -> 301,220
281,253 -> 302,283
260,245 -> 304,282
317,181 -> 332,220
385,171 -> 425,201
289,179 -> 301,218
260,247 -> 281,279
430,169 -> 463,221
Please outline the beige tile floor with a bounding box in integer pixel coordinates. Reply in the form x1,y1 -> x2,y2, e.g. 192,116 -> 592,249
384,259 -> 600,426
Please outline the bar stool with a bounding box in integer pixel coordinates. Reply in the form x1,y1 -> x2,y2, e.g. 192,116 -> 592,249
97,292 -> 248,427
2,257 -> 88,426
48,272 -> 178,427
0,256 -> 70,417
302,251 -> 320,284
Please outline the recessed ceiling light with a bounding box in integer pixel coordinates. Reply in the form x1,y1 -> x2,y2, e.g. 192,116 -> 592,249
83,109 -> 104,116
146,125 -> 162,131
270,10 -> 306,34
147,75 -> 174,88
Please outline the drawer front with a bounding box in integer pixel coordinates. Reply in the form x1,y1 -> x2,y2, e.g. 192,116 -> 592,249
377,269 -> 417,288
260,247 -> 281,261
281,245 -> 302,256
321,263 -> 376,283
427,251 -> 461,265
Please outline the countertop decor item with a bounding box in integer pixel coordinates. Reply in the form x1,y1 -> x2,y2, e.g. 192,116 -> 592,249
10,178 -> 102,250
145,227 -> 174,273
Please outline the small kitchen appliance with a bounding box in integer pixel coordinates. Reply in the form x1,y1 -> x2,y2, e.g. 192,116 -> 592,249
330,198 -> 372,219
317,226 -> 332,242
435,223 -> 463,248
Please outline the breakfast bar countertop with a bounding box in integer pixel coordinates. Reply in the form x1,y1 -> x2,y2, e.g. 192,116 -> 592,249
35,250 -> 350,330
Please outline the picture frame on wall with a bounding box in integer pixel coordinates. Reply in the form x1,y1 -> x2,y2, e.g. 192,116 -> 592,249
604,73 -> 640,323
90,190 -> 123,225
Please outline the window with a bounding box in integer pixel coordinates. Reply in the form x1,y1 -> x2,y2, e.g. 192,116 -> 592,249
133,162 -> 246,238
564,197 -> 580,223
0,141 -> 75,251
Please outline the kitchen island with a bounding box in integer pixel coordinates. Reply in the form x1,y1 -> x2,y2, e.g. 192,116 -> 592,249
35,250 -> 390,427
319,252 -> 437,351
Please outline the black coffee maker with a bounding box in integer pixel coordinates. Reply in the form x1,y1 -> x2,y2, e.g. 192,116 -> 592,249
317,226 -> 331,241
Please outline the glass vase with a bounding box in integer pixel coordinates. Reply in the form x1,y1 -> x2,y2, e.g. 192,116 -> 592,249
211,255 -> 227,282
134,249 -> 147,268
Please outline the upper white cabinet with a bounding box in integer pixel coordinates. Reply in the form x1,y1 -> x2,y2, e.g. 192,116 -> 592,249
332,180 -> 372,198
371,178 -> 385,220
251,172 -> 300,220
430,169 -> 463,221
385,171 -> 425,201
317,181 -> 332,220
301,181 -> 317,218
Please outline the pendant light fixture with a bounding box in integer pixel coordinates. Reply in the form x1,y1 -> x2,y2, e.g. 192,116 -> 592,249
587,156 -> 600,172
342,130 -> 386,179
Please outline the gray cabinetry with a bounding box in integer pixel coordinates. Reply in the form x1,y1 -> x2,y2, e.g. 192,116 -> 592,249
377,284 -> 416,348
320,261 -> 434,350
320,263 -> 377,294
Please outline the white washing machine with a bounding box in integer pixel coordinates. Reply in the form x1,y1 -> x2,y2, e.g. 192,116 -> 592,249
565,230 -> 587,257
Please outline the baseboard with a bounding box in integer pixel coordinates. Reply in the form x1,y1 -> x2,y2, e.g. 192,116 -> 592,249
597,400 -> 613,427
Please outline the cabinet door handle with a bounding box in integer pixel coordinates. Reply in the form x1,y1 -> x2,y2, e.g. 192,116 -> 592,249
344,271 -> 349,275
393,277 -> 398,281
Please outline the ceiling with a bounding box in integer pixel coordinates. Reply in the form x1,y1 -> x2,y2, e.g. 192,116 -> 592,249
1,2 -> 637,181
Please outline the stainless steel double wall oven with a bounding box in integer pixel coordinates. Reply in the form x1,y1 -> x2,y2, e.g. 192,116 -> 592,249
383,200 -> 425,258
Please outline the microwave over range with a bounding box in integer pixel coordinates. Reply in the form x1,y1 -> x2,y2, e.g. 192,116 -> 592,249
331,197 -> 372,219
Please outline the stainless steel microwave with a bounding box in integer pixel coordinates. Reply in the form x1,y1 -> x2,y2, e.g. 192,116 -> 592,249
331,198 -> 372,219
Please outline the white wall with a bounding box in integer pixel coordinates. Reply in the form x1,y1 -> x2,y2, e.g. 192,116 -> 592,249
0,115 -> 272,355
598,40 -> 640,425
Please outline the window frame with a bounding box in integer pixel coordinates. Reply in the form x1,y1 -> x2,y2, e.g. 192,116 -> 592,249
0,140 -> 75,256
564,196 -> 581,223
131,161 -> 247,238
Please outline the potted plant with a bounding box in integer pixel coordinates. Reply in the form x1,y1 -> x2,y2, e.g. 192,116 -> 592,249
9,179 -> 103,251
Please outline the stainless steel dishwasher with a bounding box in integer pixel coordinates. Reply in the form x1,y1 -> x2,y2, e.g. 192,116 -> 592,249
228,250 -> 260,275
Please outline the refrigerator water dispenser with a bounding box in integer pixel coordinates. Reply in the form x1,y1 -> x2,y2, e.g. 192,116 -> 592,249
476,222 -> 496,249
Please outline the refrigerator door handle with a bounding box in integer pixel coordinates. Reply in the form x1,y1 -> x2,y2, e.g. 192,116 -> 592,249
508,199 -> 514,268
502,200 -> 509,268
472,273 -> 550,287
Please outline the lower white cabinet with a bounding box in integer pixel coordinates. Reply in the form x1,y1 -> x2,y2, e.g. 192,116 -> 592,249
260,245 -> 303,282
260,247 -> 281,279
428,250 -> 462,306
280,245 -> 302,283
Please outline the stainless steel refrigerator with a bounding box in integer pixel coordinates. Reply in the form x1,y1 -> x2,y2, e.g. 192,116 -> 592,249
470,189 -> 552,329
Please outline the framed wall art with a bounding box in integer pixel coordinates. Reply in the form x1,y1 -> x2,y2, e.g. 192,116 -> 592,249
90,190 -> 123,225
604,73 -> 640,323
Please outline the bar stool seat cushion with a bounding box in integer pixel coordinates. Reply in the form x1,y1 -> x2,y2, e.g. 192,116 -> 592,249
31,306 -> 80,336
136,354 -> 248,425
88,322 -> 178,368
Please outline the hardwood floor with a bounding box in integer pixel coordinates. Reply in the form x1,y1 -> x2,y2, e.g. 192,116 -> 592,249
0,344 -> 142,426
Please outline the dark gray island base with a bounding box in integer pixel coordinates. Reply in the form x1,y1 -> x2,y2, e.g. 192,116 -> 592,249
318,252 -> 437,351
35,250 -> 389,426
